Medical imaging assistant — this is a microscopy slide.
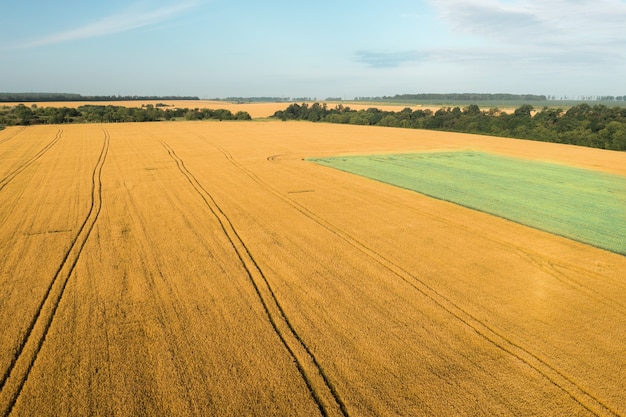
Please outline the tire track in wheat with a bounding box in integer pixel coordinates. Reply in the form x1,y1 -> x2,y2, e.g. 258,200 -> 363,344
0,128 -> 109,417
344,164 -> 626,313
216,145 -> 620,417
291,152 -> 626,316
0,129 -> 62,193
270,153 -> 626,296
160,140 -> 348,417
267,153 -> 626,317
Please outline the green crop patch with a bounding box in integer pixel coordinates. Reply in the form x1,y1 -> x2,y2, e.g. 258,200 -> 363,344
309,151 -> 626,255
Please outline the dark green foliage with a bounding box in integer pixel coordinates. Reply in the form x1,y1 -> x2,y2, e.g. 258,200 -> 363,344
272,103 -> 626,151
0,93 -> 199,102
0,104 -> 251,125
182,108 -> 245,121
369,93 -> 548,102
0,93 -> 83,102
216,97 -> 291,103
351,94 -> 626,109
234,111 -> 252,120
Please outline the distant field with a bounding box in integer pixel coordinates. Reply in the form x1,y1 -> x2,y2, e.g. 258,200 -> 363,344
310,151 -> 626,255
1,121 -> 625,416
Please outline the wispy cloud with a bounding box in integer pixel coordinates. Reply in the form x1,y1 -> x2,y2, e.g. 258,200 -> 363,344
357,0 -> 626,69
357,44 -> 624,70
432,0 -> 626,49
9,2 -> 197,50
355,50 -> 426,68
434,0 -> 626,41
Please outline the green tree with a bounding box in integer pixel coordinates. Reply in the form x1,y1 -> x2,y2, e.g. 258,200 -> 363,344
14,104 -> 33,125
599,121 -> 626,150
184,109 -> 201,120
464,104 -> 481,116
377,115 -> 400,127
235,111 -> 251,120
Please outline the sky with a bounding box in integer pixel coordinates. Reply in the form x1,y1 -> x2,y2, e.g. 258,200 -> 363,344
1,0 -> 625,99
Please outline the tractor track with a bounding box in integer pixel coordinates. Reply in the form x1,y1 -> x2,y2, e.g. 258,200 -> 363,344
216,145 -> 621,417
160,140 -> 349,417
269,153 -> 626,294
267,152 -> 626,312
0,129 -> 62,193
0,128 -> 109,417
295,155 -> 626,316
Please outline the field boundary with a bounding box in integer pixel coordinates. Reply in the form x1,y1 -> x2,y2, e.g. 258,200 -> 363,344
218,147 -> 619,417
310,152 -> 626,257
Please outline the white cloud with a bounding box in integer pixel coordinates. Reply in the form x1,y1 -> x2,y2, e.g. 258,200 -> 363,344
431,0 -> 626,46
8,2 -> 198,50
357,0 -> 626,69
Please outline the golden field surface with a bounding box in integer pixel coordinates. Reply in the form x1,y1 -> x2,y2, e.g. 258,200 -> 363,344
0,121 -> 625,416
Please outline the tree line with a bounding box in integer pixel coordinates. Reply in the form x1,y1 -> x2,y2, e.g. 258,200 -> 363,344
358,93 -> 548,102
353,93 -> 626,103
0,93 -> 200,102
0,104 -> 251,125
273,103 -> 626,151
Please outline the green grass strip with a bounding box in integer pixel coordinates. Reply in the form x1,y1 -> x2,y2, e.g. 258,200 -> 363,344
309,151 -> 626,255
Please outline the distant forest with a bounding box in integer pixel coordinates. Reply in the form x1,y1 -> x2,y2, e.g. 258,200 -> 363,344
215,97 -> 296,103
0,93 -> 199,102
358,93 -> 548,102
273,103 -> 626,151
354,93 -> 626,102
0,104 -> 250,125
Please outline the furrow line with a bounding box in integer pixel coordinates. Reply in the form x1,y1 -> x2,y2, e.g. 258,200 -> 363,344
160,140 -> 348,417
0,129 -> 62,192
0,128 -> 110,417
216,145 -> 620,417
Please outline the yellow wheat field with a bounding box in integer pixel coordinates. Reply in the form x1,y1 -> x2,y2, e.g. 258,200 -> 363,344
1,121 -> 625,416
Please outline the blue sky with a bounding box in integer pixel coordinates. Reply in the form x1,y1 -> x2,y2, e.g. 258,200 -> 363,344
1,0 -> 625,99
